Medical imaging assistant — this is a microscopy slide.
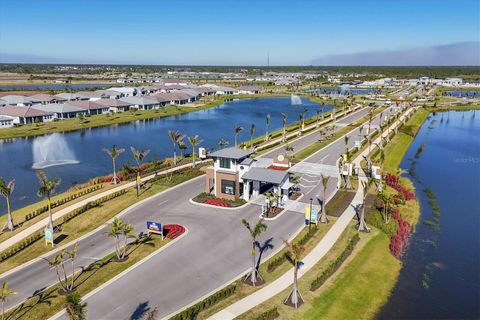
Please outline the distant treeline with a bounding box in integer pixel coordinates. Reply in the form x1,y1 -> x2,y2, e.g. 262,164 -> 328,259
0,64 -> 479,80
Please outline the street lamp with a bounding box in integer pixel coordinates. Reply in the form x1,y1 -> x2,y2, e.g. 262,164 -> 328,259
309,198 -> 313,231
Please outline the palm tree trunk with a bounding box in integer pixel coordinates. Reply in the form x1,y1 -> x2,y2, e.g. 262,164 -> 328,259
47,197 -> 53,230
61,263 -> 69,292
192,146 -> 196,167
251,242 -> 257,286
112,158 -> 117,185
115,237 -> 121,259
136,172 -> 140,197
173,148 -> 177,165
2,301 -> 4,320
122,234 -> 128,259
70,259 -> 75,291
282,126 -> 286,142
6,197 -> 14,231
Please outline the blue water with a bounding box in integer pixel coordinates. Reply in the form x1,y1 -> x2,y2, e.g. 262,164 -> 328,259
445,90 -> 479,98
0,84 -> 112,91
307,87 -> 380,95
378,110 -> 480,319
0,97 -> 331,212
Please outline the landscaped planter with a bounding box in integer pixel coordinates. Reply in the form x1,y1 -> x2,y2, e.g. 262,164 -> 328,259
192,192 -> 246,208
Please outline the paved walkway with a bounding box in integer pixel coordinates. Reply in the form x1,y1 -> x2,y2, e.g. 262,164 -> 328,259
0,160 -> 208,253
209,107 -> 416,320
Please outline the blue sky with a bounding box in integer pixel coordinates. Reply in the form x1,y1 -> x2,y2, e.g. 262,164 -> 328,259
0,0 -> 479,65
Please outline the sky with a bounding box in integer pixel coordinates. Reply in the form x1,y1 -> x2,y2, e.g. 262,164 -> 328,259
0,0 -> 479,66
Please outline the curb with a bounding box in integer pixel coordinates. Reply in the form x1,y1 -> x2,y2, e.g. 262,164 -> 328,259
188,198 -> 251,211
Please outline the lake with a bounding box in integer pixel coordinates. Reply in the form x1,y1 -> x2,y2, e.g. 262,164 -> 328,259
0,84 -> 112,91
378,110 -> 480,319
307,87 -> 380,95
445,90 -> 479,98
0,97 -> 331,212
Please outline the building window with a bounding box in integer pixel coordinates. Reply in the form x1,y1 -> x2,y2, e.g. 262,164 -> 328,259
221,180 -> 235,195
219,158 -> 230,169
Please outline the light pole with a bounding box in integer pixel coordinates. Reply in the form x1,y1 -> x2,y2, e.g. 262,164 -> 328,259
309,198 -> 313,231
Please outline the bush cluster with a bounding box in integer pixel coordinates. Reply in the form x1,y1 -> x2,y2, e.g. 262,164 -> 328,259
254,307 -> 279,320
24,184 -> 103,222
310,233 -> 360,291
169,283 -> 237,320
0,232 -> 43,262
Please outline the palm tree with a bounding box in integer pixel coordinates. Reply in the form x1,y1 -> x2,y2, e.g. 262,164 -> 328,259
65,293 -> 87,320
264,114 -> 270,141
249,123 -> 256,147
0,177 -> 15,231
67,243 -> 78,291
301,108 -> 308,132
187,135 -> 203,167
102,145 -> 125,185
0,282 -> 16,320
283,240 -> 305,308
36,171 -> 61,230
290,175 -> 301,193
107,217 -> 136,260
316,109 -> 321,128
241,218 -> 267,287
178,140 -> 187,158
218,139 -> 229,149
376,149 -> 385,192
168,130 -> 185,165
130,147 -> 150,197
321,102 -> 325,120
358,180 -> 371,232
378,192 -> 393,224
319,174 -> 329,224
233,124 -> 243,147
43,246 -> 76,293
281,113 -> 287,142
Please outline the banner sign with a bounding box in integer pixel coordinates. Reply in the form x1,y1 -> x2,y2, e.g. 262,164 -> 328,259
305,207 -> 311,225
45,227 -> 54,246
310,209 -> 319,224
147,221 -> 163,238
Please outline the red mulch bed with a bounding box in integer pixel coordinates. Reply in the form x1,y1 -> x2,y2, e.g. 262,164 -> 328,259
267,165 -> 289,171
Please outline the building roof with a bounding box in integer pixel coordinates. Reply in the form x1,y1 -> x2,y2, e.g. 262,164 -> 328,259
120,96 -> 159,106
65,100 -> 107,111
34,103 -> 86,114
0,115 -> 14,121
1,95 -> 34,105
76,91 -> 107,99
29,93 -> 56,103
208,147 -> 254,160
237,85 -> 261,92
241,167 -> 289,185
55,93 -> 80,100
0,106 -> 53,118
92,99 -> 132,108
240,158 -> 255,166
94,89 -> 124,97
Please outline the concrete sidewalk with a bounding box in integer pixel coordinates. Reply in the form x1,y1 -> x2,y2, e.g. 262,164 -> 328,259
208,107 -> 415,320
0,160 -> 207,253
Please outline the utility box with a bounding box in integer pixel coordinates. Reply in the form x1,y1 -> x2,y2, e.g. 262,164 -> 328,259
371,165 -> 381,179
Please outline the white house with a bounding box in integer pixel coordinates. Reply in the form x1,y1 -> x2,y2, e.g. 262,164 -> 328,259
0,115 -> 14,128
0,106 -> 54,124
109,87 -> 137,97
1,95 -> 34,107
237,85 -> 261,94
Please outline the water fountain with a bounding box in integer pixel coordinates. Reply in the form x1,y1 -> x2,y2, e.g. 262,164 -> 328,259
32,133 -> 79,169
340,84 -> 350,95
291,94 -> 302,105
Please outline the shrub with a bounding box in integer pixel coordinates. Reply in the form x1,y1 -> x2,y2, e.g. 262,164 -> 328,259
255,307 -> 279,320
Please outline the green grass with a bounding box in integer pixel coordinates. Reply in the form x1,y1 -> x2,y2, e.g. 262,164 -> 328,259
4,235 -> 171,320
300,232 -> 400,320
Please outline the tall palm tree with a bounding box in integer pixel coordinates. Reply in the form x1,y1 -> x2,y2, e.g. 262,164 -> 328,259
283,240 -> 305,308
168,130 -> 185,165
378,192 -> 393,224
358,180 -> 371,232
281,113 -> 287,142
65,293 -> 87,320
43,247 -> 75,293
106,217 -> 136,260
264,114 -> 270,141
301,108 -> 308,131
319,174 -> 330,224
233,124 -> 243,147
102,145 -> 125,185
187,135 -> 203,167
321,102 -> 325,119
218,139 -> 229,149
316,109 -> 321,128
36,171 -> 60,230
0,177 -> 15,231
67,243 -> 78,291
249,123 -> 256,147
130,147 -> 150,197
241,218 -> 267,287
0,282 -> 16,320
178,140 -> 187,158
376,149 -> 385,192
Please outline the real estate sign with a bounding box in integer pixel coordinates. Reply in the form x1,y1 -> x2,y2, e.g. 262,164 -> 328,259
44,227 -> 54,247
310,209 -> 319,224
147,221 -> 163,239
305,207 -> 311,225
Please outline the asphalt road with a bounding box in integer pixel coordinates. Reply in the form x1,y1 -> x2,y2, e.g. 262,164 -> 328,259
1,104 -> 398,319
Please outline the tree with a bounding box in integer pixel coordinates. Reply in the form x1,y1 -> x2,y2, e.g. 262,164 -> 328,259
316,109 -> 321,128
290,175 -> 301,193
43,244 -> 77,293
178,140 -> 187,158
264,114 -> 270,141
300,108 -> 308,132
378,192 -> 393,224
319,174 -> 329,224
376,149 -> 385,192
342,136 -> 353,190
187,135 -> 203,167
102,145 -> 125,185
218,139 -> 229,149
283,240 -> 305,308
0,282 -> 16,320
241,218 -> 267,286
65,293 -> 87,320
130,147 -> 150,197
168,130 -> 185,165
36,171 -> 61,230
0,177 -> 15,231
233,124 -> 243,147
281,112 -> 287,142
358,180 -> 371,232
249,123 -> 256,147
107,217 -> 136,260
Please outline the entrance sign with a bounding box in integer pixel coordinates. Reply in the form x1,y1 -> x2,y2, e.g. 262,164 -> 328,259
305,207 -> 311,225
354,140 -> 361,148
45,227 -> 54,247
147,221 -> 163,239
310,209 -> 319,224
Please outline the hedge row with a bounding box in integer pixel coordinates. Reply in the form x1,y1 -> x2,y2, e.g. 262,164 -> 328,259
169,283 -> 237,320
254,307 -> 279,320
0,189 -> 127,264
310,233 -> 360,291
24,184 -> 103,222
0,232 -> 43,263
62,189 -> 128,224
267,227 -> 319,273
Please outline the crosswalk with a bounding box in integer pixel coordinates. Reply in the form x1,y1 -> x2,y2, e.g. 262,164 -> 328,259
289,161 -> 339,178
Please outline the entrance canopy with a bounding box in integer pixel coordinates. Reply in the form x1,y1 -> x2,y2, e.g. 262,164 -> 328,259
241,167 -> 289,185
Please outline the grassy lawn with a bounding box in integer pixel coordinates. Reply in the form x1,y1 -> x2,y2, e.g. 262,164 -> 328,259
5,235 -> 171,320
299,231 -> 400,320
0,168 -> 203,274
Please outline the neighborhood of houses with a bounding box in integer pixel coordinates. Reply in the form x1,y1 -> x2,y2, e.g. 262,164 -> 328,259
0,83 -> 261,128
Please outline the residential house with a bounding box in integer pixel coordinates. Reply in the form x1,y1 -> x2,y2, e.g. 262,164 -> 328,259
65,100 -> 109,115
109,87 -> 137,97
55,92 -> 84,101
237,85 -> 261,94
0,115 -> 14,128
92,99 -> 132,113
94,89 -> 125,99
29,93 -> 63,105
76,91 -> 108,101
0,106 -> 54,124
119,96 -> 161,110
33,103 -> 87,119
1,95 -> 35,107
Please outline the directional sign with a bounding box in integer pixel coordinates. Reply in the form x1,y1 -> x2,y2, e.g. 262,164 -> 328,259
45,227 -> 54,247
